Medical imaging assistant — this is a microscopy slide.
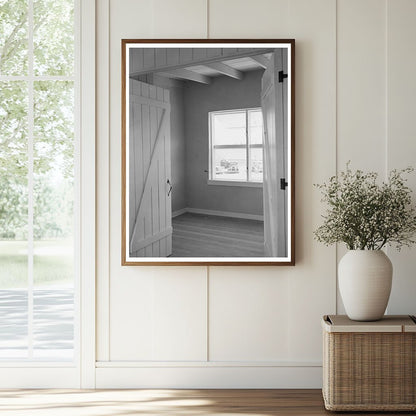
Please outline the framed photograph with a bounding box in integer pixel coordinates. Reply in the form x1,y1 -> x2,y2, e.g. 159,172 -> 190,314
122,39 -> 295,265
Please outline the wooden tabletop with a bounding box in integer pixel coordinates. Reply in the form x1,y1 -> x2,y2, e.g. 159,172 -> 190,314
322,315 -> 416,333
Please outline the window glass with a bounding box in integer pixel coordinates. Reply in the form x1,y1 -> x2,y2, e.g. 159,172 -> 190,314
213,148 -> 247,182
0,0 -> 28,75
0,0 -> 76,362
212,111 -> 246,146
33,0 -> 74,76
249,148 -> 263,182
248,109 -> 263,145
0,81 -> 28,359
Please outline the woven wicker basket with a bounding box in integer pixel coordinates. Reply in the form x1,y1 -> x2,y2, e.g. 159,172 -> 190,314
322,315 -> 416,411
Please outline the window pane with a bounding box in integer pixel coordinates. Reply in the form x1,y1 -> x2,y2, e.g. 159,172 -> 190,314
249,147 -> 263,182
33,288 -> 74,360
0,81 -> 28,359
33,81 -> 74,359
0,289 -> 28,359
212,111 -> 246,146
248,109 -> 263,145
0,0 -> 28,75
34,0 -> 74,76
213,148 -> 247,181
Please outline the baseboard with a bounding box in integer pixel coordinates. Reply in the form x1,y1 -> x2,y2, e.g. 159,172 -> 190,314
172,208 -> 188,218
95,366 -> 322,389
174,207 -> 263,222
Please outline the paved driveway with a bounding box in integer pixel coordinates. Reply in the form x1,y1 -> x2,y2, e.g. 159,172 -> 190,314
0,288 -> 74,360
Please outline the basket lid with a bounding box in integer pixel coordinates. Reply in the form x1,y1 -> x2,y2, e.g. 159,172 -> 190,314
322,315 -> 416,333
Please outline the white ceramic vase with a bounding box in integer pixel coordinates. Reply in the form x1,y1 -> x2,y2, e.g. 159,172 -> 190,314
338,250 -> 393,321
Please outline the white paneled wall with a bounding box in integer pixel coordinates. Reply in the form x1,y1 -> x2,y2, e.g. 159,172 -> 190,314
386,0 -> 416,314
209,267 -> 290,362
96,0 -> 416,388
335,0 -> 387,312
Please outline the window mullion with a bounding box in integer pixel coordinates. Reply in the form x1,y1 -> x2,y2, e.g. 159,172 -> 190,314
0,76 -> 75,81
246,109 -> 249,182
27,0 -> 34,359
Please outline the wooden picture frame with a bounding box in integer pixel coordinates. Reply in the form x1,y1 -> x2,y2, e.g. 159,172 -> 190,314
122,39 -> 295,265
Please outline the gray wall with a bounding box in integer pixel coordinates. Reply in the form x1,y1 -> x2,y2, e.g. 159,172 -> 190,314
183,70 -> 264,216
168,83 -> 187,213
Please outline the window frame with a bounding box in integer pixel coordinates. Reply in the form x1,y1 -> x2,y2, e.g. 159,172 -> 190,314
208,107 -> 264,187
0,0 -> 79,364
0,0 -> 96,389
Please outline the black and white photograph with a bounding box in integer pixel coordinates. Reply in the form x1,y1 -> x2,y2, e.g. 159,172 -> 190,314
122,40 -> 295,265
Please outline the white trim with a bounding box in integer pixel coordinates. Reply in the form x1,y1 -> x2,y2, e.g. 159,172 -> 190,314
186,207 -> 263,222
207,180 -> 263,188
0,368 -> 79,388
79,0 -> 96,389
96,361 -> 321,368
96,0 -> 110,363
73,0 -> 81,379
95,366 -> 322,389
208,108 -> 264,183
172,208 -> 188,218
0,362 -> 76,368
286,43 -> 292,261
27,0 -> 34,360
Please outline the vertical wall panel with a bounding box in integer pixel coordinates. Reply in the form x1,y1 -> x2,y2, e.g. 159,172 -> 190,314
336,0 -> 387,313
151,0 -> 207,38
337,0 -> 387,172
209,268 -> 290,361
386,0 -> 416,315
110,268 -> 207,361
209,0 -> 289,37
285,0 -> 337,361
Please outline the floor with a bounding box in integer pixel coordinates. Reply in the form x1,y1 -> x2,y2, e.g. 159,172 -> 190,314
0,389 -> 413,415
171,213 -> 265,257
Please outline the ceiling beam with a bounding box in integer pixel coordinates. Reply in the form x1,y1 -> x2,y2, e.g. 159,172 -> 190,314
205,62 -> 243,80
130,48 -> 275,77
156,68 -> 211,84
249,54 -> 270,69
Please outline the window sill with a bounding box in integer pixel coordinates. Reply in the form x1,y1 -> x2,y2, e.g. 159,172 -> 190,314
207,180 -> 263,188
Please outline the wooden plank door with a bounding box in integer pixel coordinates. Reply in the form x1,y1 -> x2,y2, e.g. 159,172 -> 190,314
129,79 -> 172,257
261,49 -> 288,257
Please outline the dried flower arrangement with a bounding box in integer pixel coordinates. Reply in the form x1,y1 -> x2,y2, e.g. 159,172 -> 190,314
314,164 -> 416,250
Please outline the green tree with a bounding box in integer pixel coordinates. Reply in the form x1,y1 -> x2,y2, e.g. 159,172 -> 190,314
0,0 -> 74,241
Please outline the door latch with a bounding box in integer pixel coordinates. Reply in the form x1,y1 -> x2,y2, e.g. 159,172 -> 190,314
278,70 -> 288,83
280,178 -> 288,190
167,179 -> 172,196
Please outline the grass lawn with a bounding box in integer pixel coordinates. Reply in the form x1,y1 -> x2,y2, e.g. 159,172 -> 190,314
0,240 -> 73,289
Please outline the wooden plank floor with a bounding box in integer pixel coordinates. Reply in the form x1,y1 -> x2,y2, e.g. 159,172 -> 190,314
0,389 -> 413,415
171,213 -> 265,257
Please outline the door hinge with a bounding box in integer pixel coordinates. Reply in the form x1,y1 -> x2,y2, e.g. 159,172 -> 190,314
280,178 -> 288,190
278,70 -> 288,83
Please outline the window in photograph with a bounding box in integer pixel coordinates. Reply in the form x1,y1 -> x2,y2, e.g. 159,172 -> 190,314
209,108 -> 263,184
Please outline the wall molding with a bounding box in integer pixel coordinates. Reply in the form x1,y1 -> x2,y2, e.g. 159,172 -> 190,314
96,360 -> 321,368
96,366 -> 322,389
